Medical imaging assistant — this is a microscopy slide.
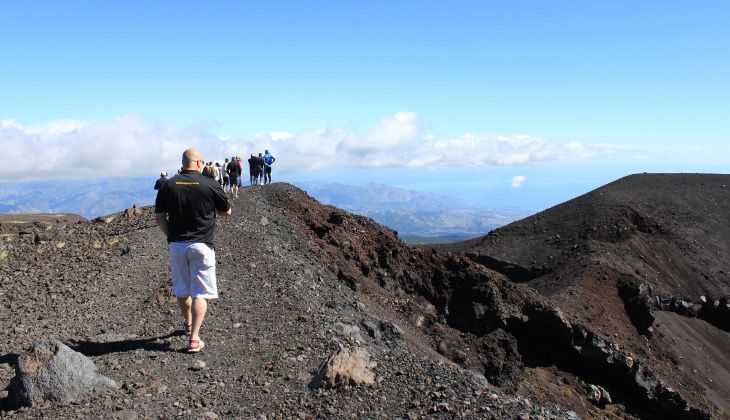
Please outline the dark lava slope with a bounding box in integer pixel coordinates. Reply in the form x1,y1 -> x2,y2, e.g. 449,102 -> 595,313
0,180 -> 724,419
438,173 -> 730,418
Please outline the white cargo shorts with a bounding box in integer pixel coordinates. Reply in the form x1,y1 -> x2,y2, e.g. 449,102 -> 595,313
168,242 -> 218,299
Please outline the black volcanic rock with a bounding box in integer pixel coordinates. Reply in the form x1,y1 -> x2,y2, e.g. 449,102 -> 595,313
616,277 -> 655,336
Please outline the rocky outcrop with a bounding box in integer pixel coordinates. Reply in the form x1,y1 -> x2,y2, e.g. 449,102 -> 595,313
617,277 -> 655,336
463,252 -> 549,283
569,327 -> 710,420
618,276 -> 730,333
698,296 -> 730,331
313,346 -> 377,388
657,295 -> 730,332
472,329 -> 522,387
7,340 -> 117,407
617,272 -> 730,337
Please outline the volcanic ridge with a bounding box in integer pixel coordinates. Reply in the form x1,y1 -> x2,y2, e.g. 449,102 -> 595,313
438,173 -> 730,418
0,173 -> 728,419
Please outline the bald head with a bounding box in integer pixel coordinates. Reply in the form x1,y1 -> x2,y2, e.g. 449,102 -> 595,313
182,148 -> 204,171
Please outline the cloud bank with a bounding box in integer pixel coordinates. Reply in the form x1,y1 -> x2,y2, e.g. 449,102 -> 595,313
2,112 -> 616,182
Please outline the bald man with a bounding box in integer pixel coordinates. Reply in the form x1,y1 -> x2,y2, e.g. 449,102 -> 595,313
155,148 -> 232,352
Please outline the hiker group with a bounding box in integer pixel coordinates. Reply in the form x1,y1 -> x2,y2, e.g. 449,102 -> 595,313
158,150 -> 276,198
204,150 -> 275,197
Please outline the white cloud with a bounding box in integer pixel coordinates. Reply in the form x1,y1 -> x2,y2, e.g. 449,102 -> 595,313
511,175 -> 526,188
0,112 -> 621,182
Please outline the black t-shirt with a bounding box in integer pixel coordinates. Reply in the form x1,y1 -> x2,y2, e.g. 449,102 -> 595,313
227,161 -> 241,177
154,177 -> 167,190
154,170 -> 230,244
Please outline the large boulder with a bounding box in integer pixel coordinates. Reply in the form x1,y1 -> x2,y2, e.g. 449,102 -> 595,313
8,339 -> 117,407
317,346 -> 377,388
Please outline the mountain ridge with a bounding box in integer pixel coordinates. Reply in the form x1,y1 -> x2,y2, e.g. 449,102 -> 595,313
437,173 -> 730,417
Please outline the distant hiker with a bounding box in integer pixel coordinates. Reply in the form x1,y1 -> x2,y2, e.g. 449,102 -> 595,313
208,162 -> 218,180
257,153 -> 265,185
154,171 -> 168,190
222,158 -> 230,193
236,156 -> 244,189
248,154 -> 259,186
155,148 -> 232,353
203,162 -> 217,179
215,162 -> 223,186
263,150 -> 275,184
226,156 -> 241,198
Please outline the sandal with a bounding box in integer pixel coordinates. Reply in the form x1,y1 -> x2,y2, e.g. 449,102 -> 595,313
188,338 -> 205,353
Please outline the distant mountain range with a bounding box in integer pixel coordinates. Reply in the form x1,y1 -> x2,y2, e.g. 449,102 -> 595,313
0,177 -> 158,219
0,178 -> 531,242
296,181 -> 532,242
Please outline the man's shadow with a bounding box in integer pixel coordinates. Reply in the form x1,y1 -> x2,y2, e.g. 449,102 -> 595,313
65,331 -> 183,356
0,353 -> 17,367
0,331 -> 184,368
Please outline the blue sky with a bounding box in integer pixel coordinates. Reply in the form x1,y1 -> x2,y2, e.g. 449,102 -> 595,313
1,1 -> 728,210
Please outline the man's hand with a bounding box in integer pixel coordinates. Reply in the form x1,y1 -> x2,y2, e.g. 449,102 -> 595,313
217,207 -> 232,217
155,212 -> 170,237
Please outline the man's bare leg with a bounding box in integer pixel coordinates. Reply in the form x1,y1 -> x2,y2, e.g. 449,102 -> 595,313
177,296 -> 192,330
190,297 -> 207,340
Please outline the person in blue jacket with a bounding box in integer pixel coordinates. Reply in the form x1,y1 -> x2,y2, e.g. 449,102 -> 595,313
263,150 -> 276,185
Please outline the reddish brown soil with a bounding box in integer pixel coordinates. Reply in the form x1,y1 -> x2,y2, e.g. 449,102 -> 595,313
438,173 -> 730,417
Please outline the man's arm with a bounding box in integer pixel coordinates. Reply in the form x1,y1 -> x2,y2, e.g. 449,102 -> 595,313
217,207 -> 232,217
155,212 -> 170,237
